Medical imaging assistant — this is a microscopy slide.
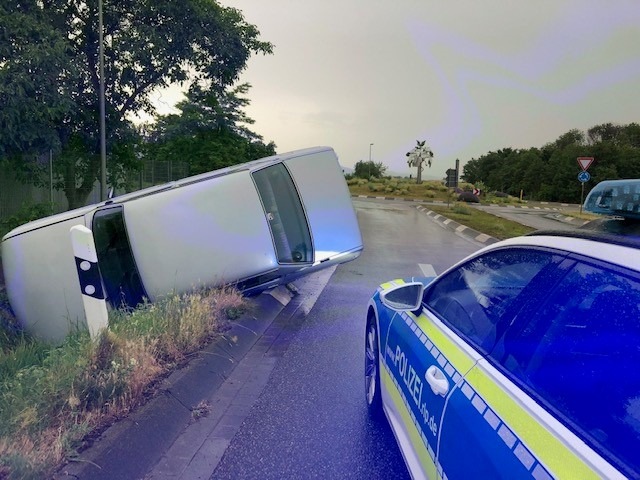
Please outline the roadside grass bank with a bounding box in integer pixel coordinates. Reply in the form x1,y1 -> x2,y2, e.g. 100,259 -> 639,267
347,177 -> 528,206
347,177 -> 455,201
424,204 -> 536,240
0,287 -> 247,480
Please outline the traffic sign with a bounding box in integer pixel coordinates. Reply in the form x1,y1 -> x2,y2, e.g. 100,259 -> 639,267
577,157 -> 594,171
578,171 -> 591,183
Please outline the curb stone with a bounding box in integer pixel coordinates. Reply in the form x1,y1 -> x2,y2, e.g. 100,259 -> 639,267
352,194 -> 578,211
415,205 -> 501,245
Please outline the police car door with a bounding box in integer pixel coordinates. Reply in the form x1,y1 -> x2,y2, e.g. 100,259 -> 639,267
383,300 -> 457,479
463,256 -> 639,480
422,247 -> 567,479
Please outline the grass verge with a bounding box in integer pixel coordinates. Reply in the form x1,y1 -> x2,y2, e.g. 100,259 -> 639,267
347,178 -> 458,202
346,177 -> 532,206
0,287 -> 246,479
427,203 -> 536,240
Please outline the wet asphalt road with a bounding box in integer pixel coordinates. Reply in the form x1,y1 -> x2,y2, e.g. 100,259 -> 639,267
209,199 -> 482,479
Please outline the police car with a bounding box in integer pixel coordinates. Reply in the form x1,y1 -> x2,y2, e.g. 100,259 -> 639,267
365,179 -> 640,479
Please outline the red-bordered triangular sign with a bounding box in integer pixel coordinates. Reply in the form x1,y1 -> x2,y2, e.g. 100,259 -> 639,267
577,157 -> 594,171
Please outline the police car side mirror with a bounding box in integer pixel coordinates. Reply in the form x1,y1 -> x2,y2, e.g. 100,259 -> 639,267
380,282 -> 424,311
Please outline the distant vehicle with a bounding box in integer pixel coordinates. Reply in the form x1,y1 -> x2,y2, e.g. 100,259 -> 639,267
365,178 -> 640,479
2,146 -> 363,343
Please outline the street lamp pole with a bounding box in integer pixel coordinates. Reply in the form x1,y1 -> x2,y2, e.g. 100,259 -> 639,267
369,143 -> 373,177
99,0 -> 107,201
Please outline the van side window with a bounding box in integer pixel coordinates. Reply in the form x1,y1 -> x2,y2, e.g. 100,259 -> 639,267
92,207 -> 147,309
495,260 -> 640,474
252,164 -> 313,264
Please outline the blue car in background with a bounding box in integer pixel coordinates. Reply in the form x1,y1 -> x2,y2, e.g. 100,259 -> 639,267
365,179 -> 640,479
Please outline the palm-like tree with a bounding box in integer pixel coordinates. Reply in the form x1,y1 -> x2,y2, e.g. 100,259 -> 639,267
406,140 -> 433,184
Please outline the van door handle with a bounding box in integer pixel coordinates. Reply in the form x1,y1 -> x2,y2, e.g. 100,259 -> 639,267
426,365 -> 449,396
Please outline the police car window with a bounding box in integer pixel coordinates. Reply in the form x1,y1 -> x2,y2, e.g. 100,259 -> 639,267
424,249 -> 555,352
496,260 -> 640,475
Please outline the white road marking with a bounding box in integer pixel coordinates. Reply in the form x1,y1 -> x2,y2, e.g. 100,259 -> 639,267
419,264 -> 437,277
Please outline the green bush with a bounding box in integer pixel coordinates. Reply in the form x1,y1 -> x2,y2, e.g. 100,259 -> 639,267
0,202 -> 54,240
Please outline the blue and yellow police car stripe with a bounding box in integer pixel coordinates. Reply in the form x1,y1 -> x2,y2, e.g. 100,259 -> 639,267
402,308 -> 604,479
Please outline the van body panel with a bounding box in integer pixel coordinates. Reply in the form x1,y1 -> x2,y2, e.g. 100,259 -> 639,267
284,149 -> 362,262
123,170 -> 276,299
2,215 -> 88,343
1,206 -> 95,241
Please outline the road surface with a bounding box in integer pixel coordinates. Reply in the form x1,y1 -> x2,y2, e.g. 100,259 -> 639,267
208,199 -> 482,479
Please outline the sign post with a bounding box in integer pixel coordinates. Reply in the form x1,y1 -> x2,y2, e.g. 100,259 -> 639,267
577,157 -> 594,214
70,225 -> 109,339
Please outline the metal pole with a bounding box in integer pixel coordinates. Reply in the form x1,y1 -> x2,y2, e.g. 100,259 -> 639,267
369,143 -> 373,177
580,182 -> 584,215
99,0 -> 107,201
49,149 -> 53,205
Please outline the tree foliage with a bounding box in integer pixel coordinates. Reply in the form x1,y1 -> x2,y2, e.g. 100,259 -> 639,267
353,160 -> 387,179
144,84 -> 276,175
0,1 -> 272,208
406,140 -> 433,184
461,123 -> 640,203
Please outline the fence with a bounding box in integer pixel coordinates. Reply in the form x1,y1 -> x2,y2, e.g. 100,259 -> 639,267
0,158 -> 191,221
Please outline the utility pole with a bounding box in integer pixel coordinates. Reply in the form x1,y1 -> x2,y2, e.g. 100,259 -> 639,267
99,0 -> 107,201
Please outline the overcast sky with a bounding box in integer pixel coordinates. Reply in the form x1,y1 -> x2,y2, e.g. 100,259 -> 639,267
156,1 -> 640,177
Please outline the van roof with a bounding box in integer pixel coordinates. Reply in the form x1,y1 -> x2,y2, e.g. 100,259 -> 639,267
1,146 -> 334,241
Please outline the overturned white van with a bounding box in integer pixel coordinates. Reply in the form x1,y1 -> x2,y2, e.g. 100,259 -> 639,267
1,147 -> 363,342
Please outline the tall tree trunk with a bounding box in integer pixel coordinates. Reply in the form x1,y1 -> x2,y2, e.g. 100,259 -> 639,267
64,158 -> 100,210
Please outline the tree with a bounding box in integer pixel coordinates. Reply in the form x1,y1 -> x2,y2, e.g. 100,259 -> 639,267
406,140 -> 433,184
0,1 -> 272,209
353,160 -> 387,179
460,123 -> 640,203
145,83 -> 276,175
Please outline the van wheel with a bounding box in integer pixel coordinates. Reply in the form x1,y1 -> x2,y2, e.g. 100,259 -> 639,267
365,316 -> 383,416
